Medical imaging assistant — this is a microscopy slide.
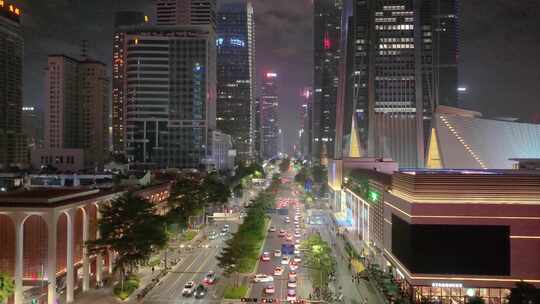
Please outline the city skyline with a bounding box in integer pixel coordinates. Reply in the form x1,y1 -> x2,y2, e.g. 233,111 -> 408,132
16,0 -> 540,154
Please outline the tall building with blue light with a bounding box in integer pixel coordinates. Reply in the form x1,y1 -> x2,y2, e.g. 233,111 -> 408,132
216,0 -> 256,162
260,72 -> 280,160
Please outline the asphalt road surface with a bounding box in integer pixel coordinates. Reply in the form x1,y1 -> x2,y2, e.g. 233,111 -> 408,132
143,222 -> 239,304
248,181 -> 311,303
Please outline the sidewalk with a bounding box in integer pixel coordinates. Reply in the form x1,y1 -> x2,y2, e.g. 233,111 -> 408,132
317,213 -> 383,304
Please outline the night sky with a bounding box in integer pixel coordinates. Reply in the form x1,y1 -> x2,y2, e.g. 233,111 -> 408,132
17,0 -> 540,154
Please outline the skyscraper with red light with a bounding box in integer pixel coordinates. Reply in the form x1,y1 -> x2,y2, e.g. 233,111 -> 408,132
313,0 -> 342,163
260,72 -> 280,160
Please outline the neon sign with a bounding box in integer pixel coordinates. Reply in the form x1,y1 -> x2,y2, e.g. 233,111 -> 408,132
266,72 -> 277,78
230,38 -> 245,47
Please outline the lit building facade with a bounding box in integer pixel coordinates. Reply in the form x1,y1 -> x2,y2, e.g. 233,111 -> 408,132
336,0 -> 459,168
44,55 -> 109,169
299,88 -> 313,160
117,24 -> 216,169
0,2 -> 26,169
155,0 -> 216,30
112,11 -> 146,154
254,97 -> 262,160
313,0 -> 342,162
329,162 -> 540,304
22,106 -> 44,150
216,1 -> 256,162
0,184 -> 170,304
260,72 -> 280,160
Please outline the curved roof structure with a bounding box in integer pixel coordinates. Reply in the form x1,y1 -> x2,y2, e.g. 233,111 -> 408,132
427,109 -> 540,169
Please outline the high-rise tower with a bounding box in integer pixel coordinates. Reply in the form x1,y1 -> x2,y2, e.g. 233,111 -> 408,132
44,55 -> 109,168
155,0 -> 216,30
216,1 -> 256,162
112,11 -> 146,154
313,0 -> 342,163
260,72 -> 280,160
0,2 -> 25,169
336,0 -> 459,168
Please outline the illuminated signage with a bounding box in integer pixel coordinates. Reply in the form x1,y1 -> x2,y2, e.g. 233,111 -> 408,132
230,38 -> 245,47
266,72 -> 277,78
216,38 -> 224,46
432,282 -> 463,288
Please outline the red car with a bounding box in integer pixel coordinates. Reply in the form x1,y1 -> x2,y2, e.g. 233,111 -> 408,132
261,252 -> 271,262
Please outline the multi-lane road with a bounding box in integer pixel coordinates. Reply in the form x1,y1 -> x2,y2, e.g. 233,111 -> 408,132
248,181 -> 312,302
143,222 -> 239,304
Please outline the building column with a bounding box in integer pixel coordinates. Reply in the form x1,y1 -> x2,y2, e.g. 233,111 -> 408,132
66,210 -> 75,303
96,255 -> 103,284
47,212 -> 58,304
12,213 -> 26,304
107,250 -> 113,274
95,204 -> 102,285
82,207 -> 90,292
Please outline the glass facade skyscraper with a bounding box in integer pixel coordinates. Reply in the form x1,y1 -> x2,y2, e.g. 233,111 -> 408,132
336,0 -> 459,168
0,3 -> 25,169
260,72 -> 280,160
216,1 -> 256,162
313,0 -> 342,162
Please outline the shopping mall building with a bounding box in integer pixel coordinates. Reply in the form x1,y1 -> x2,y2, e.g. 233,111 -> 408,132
327,108 -> 540,303
0,183 -> 170,304
329,161 -> 540,303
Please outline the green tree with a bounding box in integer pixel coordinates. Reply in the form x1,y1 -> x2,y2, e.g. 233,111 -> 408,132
0,272 -> 14,303
279,158 -> 291,172
294,167 -> 309,185
87,193 -> 168,291
203,173 -> 231,206
311,165 -> 327,184
508,281 -> 539,304
468,296 -> 485,304
167,177 -> 206,228
301,234 -> 336,289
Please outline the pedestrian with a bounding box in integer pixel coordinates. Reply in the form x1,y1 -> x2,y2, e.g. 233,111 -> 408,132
151,266 -> 155,273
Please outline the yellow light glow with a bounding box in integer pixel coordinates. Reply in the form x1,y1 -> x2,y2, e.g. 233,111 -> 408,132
0,1 -> 4,7
384,249 -> 540,283
426,128 -> 442,169
134,38 -> 139,45
14,7 -> 20,15
144,15 -> 149,22
9,4 -> 13,11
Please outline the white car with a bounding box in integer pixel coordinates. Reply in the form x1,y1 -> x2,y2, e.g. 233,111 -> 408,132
182,281 -> 196,296
274,250 -> 282,257
295,239 -> 300,244
294,248 -> 300,255
294,232 -> 301,238
274,266 -> 284,276
281,256 -> 290,265
289,262 -> 299,271
295,224 -> 300,229
285,219 -> 291,224
253,274 -> 274,283
293,256 -> 302,263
